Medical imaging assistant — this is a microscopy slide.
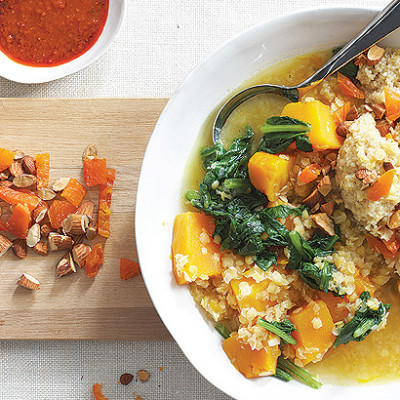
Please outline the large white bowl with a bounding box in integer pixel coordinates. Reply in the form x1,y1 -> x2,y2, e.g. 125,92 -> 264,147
0,0 -> 125,84
136,6 -> 400,400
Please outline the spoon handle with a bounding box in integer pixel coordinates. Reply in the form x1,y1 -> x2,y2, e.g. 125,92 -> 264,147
299,0 -> 400,87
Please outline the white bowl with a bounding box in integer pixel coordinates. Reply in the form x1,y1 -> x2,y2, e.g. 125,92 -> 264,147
0,0 -> 125,84
136,6 -> 400,400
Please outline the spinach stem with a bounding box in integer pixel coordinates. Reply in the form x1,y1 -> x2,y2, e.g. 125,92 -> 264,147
215,323 -> 231,339
256,318 -> 297,345
277,357 -> 323,389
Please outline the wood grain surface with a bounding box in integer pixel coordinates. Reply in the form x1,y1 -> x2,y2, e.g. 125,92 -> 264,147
0,98 -> 173,340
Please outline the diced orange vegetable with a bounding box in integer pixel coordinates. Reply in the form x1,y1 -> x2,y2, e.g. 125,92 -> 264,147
0,187 -> 40,211
337,72 -> 365,99
317,292 -> 349,323
366,233 -> 398,260
172,212 -> 223,285
333,101 -> 351,125
36,153 -> 50,189
248,152 -> 295,201
61,178 -> 86,207
85,243 -> 104,278
83,158 -> 108,186
0,148 -> 15,172
281,101 -> 344,150
353,270 -> 376,297
7,203 -> 31,239
298,163 -> 322,184
98,169 -> 115,238
120,257 -> 141,280
48,200 -> 77,229
222,332 -> 280,378
384,87 -> 400,121
366,169 -> 395,201
230,277 -> 275,313
92,384 -> 108,400
287,300 -> 335,365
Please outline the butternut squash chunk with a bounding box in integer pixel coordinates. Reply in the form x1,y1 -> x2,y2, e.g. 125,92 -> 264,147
286,300 -> 335,365
222,332 -> 280,378
172,212 -> 223,285
318,292 -> 349,323
248,152 -> 294,201
281,101 -> 344,150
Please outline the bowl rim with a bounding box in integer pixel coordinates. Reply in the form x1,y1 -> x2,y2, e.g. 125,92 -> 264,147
0,0 -> 126,84
136,5 -> 391,400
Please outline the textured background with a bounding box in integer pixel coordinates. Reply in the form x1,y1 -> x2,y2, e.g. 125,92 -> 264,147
0,0 -> 391,399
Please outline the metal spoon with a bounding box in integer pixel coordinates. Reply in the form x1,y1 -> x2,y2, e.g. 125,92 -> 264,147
213,0 -> 400,143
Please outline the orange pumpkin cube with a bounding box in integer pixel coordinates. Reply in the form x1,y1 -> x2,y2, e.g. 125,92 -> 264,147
317,292 -> 349,323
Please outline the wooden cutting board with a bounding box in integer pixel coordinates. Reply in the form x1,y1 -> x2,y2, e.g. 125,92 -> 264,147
0,98 -> 173,340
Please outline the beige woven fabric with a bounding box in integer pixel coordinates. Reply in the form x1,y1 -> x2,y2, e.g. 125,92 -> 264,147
0,0 -> 390,399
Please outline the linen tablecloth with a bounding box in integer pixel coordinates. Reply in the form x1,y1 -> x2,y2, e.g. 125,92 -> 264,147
0,0 -> 390,398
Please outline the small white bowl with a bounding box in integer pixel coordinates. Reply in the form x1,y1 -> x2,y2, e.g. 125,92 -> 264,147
137,5 -> 400,400
0,0 -> 125,84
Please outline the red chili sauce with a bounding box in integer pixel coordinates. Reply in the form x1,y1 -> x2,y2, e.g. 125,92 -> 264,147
0,0 -> 109,67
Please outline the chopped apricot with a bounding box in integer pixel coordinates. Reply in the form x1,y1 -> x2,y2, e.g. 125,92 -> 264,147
222,331 -> 280,378
0,219 -> 8,231
365,233 -> 397,260
0,187 -> 40,211
83,158 -> 108,186
61,178 -> 86,207
85,243 -> 104,278
0,148 -> 15,172
366,169 -> 395,201
98,169 -> 115,238
298,163 -> 322,184
48,200 -> 77,229
7,203 -> 31,239
36,153 -> 50,189
172,212 -> 223,285
120,257 -> 141,280
384,87 -> 400,121
337,73 -> 365,99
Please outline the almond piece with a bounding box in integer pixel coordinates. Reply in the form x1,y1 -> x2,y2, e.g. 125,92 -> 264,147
62,214 -> 90,235
371,103 -> 386,119
73,234 -> 85,245
9,161 -> 24,177
320,159 -> 331,176
86,220 -> 97,240
388,209 -> 400,230
33,241 -> 48,256
37,188 -> 56,201
26,223 -> 41,248
354,53 -> 368,66
346,105 -> 359,121
13,150 -> 25,161
12,238 -> 27,259
40,224 -> 53,238
0,234 -> 12,257
82,144 -> 98,162
311,213 -> 336,236
383,159 -> 395,171
355,168 -> 378,190
320,202 -> 335,217
317,175 -> 332,196
13,174 -> 37,188
137,370 -> 150,383
52,177 -> 70,192
17,273 -> 40,290
360,104 -> 373,114
0,170 -> 10,180
72,243 -> 91,268
76,200 -> 95,219
376,119 -> 394,137
0,180 -> 13,188
56,253 -> 76,277
302,188 -> 324,209
367,45 -> 385,65
336,121 -> 353,137
33,202 -> 49,223
48,232 -> 74,252
21,155 -> 36,175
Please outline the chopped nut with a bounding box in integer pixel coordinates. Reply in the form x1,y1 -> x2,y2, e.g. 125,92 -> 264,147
0,170 -> 10,180
86,220 -> 97,240
72,234 -> 85,245
376,119 -> 394,137
26,223 -> 41,248
320,202 -> 335,217
326,152 -> 337,162
360,104 -> 373,114
76,200 -> 95,219
383,159 -> 395,171
317,175 -> 332,196
72,243 -> 91,268
354,53 -> 368,66
62,214 -> 90,235
56,252 -> 76,277
82,144 -> 98,162
367,45 -> 385,65
52,177 -> 70,192
21,155 -> 36,175
33,204 -> 48,223
355,168 -> 378,190
0,180 -> 13,188
120,373 -> 134,386
336,121 -> 353,137
48,232 -> 74,251
388,209 -> 400,230
311,213 -> 336,236
17,273 -> 40,290
0,234 -> 12,257
346,105 -> 359,121
302,188 -> 324,209
12,238 -> 27,259
13,174 -> 37,188
40,224 -> 53,238
13,150 -> 25,160
137,369 -> 150,383
371,103 -> 386,119
33,241 -> 48,256
37,188 -> 56,201
320,159 -> 331,176
9,161 -> 24,177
